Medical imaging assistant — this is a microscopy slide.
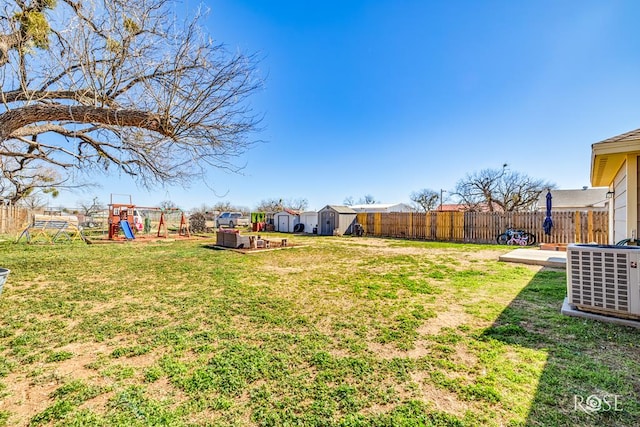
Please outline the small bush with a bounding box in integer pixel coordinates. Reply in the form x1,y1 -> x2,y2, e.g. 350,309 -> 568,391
189,212 -> 207,233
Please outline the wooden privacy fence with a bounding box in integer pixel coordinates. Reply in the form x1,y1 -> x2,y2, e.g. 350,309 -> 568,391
356,211 -> 609,245
0,204 -> 30,235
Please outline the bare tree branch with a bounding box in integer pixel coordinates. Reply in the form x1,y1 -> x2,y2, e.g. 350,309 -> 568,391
453,166 -> 555,212
410,189 -> 439,212
0,0 -> 262,201
1,104 -> 174,139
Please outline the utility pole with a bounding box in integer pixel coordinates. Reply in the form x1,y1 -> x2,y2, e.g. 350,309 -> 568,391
439,189 -> 446,211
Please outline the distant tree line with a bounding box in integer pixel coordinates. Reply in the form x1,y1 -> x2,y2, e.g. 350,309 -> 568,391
410,165 -> 554,212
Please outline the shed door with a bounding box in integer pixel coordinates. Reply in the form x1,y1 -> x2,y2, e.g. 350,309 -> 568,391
278,215 -> 289,233
321,211 -> 335,235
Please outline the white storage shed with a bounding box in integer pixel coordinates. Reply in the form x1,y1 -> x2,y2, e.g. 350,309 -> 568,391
274,210 -> 299,233
298,211 -> 318,233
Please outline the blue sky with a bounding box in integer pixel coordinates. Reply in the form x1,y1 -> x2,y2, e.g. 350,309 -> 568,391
53,0 -> 640,211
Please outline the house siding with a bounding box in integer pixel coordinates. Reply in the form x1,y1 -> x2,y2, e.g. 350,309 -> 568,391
613,162 -> 627,243
637,155 -> 640,239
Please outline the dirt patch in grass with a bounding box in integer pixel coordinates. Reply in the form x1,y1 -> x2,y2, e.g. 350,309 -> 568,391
366,339 -> 433,360
419,306 -> 476,335
145,377 -> 187,404
55,342 -> 112,376
0,337 -> 166,424
77,390 -> 113,415
450,343 -> 480,368
2,372 -> 59,426
409,371 -> 472,416
1,341 -> 113,424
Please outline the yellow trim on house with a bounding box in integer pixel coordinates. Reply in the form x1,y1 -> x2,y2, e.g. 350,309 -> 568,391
591,139 -> 640,187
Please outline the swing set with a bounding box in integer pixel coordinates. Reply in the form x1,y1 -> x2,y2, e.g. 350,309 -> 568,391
155,208 -> 190,238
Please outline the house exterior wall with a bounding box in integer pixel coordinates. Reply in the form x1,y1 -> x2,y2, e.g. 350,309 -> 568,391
629,154 -> 639,240
637,156 -> 640,239
589,131 -> 640,243
613,163 -> 627,243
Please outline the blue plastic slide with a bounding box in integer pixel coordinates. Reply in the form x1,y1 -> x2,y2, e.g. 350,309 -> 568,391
120,220 -> 135,240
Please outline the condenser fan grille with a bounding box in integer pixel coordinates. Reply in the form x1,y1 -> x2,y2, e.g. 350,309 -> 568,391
569,250 -> 629,312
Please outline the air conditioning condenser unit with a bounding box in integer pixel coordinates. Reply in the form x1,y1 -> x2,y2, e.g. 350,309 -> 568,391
566,244 -> 640,320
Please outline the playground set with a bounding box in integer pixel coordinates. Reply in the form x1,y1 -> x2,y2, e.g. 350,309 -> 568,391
107,195 -> 190,241
15,194 -> 191,244
16,214 -> 86,244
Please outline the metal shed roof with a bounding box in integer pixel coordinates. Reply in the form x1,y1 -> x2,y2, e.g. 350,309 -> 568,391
349,203 -> 412,212
321,205 -> 357,214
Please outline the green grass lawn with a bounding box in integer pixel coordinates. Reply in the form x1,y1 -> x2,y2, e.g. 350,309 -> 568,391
0,235 -> 638,426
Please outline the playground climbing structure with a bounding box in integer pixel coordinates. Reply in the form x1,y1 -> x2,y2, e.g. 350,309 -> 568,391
17,215 -> 86,244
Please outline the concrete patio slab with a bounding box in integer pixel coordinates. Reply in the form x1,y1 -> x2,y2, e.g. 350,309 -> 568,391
498,248 -> 566,269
